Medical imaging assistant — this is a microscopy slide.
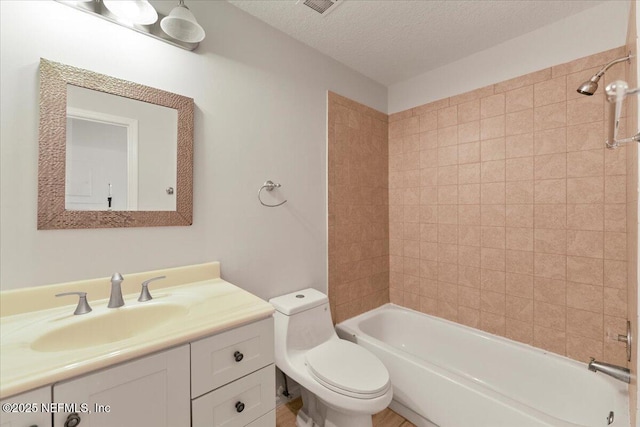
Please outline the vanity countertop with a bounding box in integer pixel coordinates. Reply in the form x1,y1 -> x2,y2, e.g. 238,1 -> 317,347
0,262 -> 274,399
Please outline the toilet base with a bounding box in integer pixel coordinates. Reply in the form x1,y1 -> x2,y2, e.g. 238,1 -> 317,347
323,408 -> 373,427
296,410 -> 319,427
299,387 -> 374,427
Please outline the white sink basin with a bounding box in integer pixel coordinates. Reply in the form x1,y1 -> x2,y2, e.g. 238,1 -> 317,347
31,303 -> 189,352
0,272 -> 274,400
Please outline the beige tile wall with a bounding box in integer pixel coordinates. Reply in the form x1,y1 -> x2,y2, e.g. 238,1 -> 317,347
624,1 -> 638,422
328,92 -> 389,323
388,47 -> 631,364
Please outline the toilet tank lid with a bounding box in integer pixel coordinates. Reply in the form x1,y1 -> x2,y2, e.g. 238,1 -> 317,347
269,288 -> 328,315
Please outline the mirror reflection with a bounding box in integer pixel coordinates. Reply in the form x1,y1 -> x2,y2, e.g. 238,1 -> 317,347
65,85 -> 178,212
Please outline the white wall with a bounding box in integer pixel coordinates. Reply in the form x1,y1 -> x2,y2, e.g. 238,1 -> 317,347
0,1 -> 386,298
389,0 -> 631,113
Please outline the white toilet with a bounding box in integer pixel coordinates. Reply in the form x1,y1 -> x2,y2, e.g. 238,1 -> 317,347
269,288 -> 392,427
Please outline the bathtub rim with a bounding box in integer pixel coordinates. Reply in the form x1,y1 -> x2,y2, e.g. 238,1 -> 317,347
337,303 -> 627,376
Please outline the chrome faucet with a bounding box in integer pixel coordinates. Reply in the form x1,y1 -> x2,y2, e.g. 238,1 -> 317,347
138,276 -> 166,302
107,272 -> 125,308
588,358 -> 630,383
56,291 -> 92,315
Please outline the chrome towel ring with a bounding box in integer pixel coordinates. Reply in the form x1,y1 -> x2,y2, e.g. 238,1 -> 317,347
258,180 -> 287,207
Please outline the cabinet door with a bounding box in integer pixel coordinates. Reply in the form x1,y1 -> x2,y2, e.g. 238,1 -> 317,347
191,365 -> 275,427
0,387 -> 52,427
53,345 -> 189,427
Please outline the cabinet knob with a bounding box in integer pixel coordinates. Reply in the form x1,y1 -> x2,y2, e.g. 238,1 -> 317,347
235,401 -> 245,413
233,351 -> 244,362
64,412 -> 81,427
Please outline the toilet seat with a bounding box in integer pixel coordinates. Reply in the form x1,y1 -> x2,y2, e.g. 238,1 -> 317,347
305,340 -> 390,399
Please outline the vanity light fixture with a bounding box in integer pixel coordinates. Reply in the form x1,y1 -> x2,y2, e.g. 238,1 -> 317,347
55,0 -> 203,51
161,0 -> 206,44
103,0 -> 158,26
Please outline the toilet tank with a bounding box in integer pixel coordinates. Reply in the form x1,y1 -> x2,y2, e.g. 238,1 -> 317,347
270,288 -> 336,351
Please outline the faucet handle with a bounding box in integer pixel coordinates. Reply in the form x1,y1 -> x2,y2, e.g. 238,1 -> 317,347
616,320 -> 632,362
138,276 -> 166,302
56,292 -> 92,315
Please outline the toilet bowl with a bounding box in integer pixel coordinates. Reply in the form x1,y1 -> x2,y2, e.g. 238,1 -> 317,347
269,288 -> 393,427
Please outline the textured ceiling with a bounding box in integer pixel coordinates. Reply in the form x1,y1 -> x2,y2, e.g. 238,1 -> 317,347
226,0 -> 606,86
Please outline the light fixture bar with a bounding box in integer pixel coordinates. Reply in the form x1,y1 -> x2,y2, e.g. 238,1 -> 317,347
54,0 -> 200,51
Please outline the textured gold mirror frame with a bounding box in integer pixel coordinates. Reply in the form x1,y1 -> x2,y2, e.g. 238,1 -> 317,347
38,59 -> 193,229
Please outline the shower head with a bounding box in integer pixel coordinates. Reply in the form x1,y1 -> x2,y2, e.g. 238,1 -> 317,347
576,54 -> 633,96
577,76 -> 600,96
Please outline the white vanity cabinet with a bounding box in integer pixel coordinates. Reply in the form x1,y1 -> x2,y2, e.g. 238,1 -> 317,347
191,318 -> 275,426
0,386 -> 52,427
1,264 -> 276,427
52,345 -> 190,427
4,318 -> 274,427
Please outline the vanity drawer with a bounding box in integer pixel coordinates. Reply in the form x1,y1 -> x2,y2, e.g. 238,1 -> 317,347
191,364 -> 275,427
191,317 -> 274,398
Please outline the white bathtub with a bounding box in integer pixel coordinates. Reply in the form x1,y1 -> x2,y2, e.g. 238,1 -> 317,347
336,304 -> 630,427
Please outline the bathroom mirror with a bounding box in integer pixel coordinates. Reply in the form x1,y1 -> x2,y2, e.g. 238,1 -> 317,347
38,58 -> 193,229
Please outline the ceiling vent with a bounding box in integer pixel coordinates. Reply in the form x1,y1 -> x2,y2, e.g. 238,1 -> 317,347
298,0 -> 343,16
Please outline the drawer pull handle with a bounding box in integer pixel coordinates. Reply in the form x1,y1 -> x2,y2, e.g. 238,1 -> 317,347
234,351 -> 244,362
64,412 -> 81,427
235,401 -> 245,413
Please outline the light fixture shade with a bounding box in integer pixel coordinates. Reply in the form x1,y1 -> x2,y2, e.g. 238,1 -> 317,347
161,3 -> 205,43
103,0 -> 158,25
